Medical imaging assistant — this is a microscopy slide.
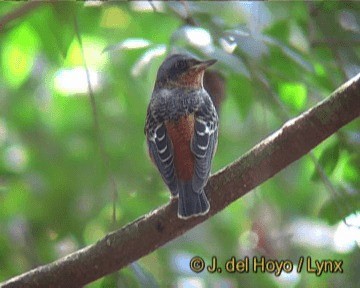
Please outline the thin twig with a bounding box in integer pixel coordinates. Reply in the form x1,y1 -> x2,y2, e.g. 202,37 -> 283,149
251,59 -> 355,223
179,0 -> 197,26
167,0 -> 198,26
147,0 -> 158,13
0,1 -> 43,32
74,16 -> 118,225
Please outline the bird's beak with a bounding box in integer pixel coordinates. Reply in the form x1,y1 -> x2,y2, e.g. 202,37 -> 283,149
192,59 -> 217,71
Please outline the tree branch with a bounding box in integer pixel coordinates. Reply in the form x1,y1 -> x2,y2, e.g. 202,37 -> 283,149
0,1 -> 43,32
2,74 -> 360,287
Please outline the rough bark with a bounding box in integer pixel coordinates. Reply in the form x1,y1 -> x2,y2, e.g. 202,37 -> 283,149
1,73 -> 359,288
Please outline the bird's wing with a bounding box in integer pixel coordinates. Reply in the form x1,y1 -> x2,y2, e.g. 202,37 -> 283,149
146,112 -> 178,195
191,96 -> 218,193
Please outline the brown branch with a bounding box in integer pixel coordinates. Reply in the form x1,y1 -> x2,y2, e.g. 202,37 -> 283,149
2,74 -> 360,287
0,1 -> 43,32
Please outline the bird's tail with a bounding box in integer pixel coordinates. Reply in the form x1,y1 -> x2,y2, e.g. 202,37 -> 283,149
178,181 -> 210,219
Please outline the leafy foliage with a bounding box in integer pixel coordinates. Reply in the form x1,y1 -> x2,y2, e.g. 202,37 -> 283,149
0,1 -> 359,287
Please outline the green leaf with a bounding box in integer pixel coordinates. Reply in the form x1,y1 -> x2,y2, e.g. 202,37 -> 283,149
319,192 -> 360,225
343,154 -> 360,185
311,140 -> 340,181
279,82 -> 307,112
1,23 -> 39,88
262,35 -> 314,72
52,2 -> 78,58
28,3 -> 77,64
100,6 -> 132,29
228,75 -> 253,119
264,19 -> 290,41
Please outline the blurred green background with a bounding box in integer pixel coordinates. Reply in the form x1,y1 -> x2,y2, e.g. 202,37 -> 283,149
0,1 -> 359,287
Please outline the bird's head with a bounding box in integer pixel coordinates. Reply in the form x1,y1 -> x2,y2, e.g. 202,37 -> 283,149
155,54 -> 217,89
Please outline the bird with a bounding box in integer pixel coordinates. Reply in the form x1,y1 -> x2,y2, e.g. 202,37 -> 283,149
145,53 -> 219,219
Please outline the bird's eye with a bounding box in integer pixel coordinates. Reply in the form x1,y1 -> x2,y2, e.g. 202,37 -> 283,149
177,60 -> 187,70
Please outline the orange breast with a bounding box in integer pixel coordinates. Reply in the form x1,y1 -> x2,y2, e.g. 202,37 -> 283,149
165,114 -> 195,181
